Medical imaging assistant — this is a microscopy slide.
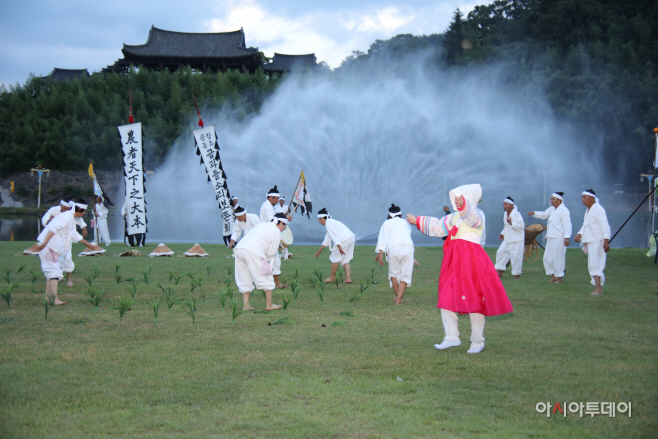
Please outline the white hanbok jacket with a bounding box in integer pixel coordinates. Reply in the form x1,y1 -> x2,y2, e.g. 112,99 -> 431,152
322,218 -> 355,247
532,204 -> 572,239
235,222 -> 281,263
375,217 -> 413,253
37,210 -> 83,256
231,213 -> 260,242
577,203 -> 611,243
260,200 -> 275,223
501,207 -> 525,243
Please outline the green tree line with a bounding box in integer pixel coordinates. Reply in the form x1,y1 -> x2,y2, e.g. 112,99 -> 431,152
0,67 -> 281,176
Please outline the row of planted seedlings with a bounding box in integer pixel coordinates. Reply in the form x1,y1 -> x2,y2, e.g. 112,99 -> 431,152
2,261 -> 384,326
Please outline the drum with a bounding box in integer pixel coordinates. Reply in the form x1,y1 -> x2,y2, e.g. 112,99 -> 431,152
280,226 -> 294,248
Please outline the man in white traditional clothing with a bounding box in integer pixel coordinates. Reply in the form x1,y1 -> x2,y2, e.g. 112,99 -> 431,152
234,213 -> 288,311
528,191 -> 572,283
274,197 -> 289,215
260,185 -> 291,288
39,200 -> 89,287
93,196 -> 111,246
376,204 -> 414,305
34,200 -> 94,305
495,196 -> 525,279
574,189 -> 611,295
229,205 -> 260,248
315,208 -> 356,284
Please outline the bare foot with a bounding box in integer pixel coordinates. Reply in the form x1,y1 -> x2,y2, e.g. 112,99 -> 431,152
324,277 -> 335,283
54,299 -> 67,305
66,282 -> 73,288
395,301 -> 403,305
513,275 -> 520,280
497,271 -> 504,278
554,278 -> 563,284
343,280 -> 352,284
549,276 -> 556,283
266,304 -> 282,310
276,283 -> 289,289
590,291 -> 603,296
243,305 -> 255,311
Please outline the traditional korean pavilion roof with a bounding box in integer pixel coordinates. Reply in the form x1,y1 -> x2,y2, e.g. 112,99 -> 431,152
48,68 -> 90,82
262,53 -> 317,73
108,26 -> 261,73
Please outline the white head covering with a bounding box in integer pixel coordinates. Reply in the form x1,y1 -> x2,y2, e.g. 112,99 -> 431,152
74,202 -> 88,210
582,190 -> 599,203
60,199 -> 68,206
448,184 -> 482,211
551,193 -> 563,201
503,197 -> 515,205
271,216 -> 289,225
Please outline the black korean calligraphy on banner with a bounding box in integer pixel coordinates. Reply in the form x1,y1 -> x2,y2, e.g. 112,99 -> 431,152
118,123 -> 147,235
192,126 -> 233,237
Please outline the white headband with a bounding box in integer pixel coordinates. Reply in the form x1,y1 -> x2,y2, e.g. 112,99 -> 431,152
551,193 -> 563,200
389,212 -> 402,217
280,197 -> 285,201
267,191 -> 280,197
75,203 -> 88,210
271,217 -> 289,225
317,213 -> 330,219
231,196 -> 238,200
582,191 -> 595,198
60,199 -> 68,206
504,198 -> 515,205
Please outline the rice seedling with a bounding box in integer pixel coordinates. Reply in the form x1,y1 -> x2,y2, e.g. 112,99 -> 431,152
369,268 -> 379,285
114,263 -> 121,275
86,288 -> 104,310
313,267 -> 323,282
307,276 -> 317,290
17,265 -> 25,274
43,298 -> 51,320
169,271 -> 184,285
331,320 -> 345,326
115,272 -> 123,286
185,298 -> 197,324
337,266 -> 344,285
224,282 -> 234,301
149,299 -> 160,323
337,310 -> 357,317
1,290 -> 15,308
114,295 -> 134,322
139,264 -> 153,285
270,316 -> 293,325
206,265 -> 212,276
126,278 -> 139,299
293,267 -> 299,281
315,281 -> 326,305
281,294 -> 292,313
291,280 -> 301,302
230,297 -> 243,324
82,264 -> 99,287
156,282 -> 167,294
218,292 -> 226,312
348,282 -> 369,305
166,295 -> 180,310
334,276 -> 340,291
3,267 -> 12,285
28,268 -> 38,287
226,267 -> 233,277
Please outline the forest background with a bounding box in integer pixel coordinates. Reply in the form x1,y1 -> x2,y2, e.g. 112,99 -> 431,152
0,0 -> 656,181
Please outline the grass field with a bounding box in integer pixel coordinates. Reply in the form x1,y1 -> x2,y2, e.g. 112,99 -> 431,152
0,241 -> 656,438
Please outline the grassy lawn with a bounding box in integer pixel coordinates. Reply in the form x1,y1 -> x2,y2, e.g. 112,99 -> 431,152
0,241 -> 656,438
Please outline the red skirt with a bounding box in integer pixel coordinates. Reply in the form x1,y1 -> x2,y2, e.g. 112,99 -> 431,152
437,238 -> 513,316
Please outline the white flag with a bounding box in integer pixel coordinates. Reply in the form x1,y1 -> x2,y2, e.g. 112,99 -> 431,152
192,126 -> 233,236
119,123 -> 147,235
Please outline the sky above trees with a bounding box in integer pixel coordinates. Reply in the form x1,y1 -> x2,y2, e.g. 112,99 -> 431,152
0,0 -> 478,86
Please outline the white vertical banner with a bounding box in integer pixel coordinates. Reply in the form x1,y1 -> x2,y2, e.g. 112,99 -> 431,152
119,122 -> 147,235
192,125 -> 233,236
